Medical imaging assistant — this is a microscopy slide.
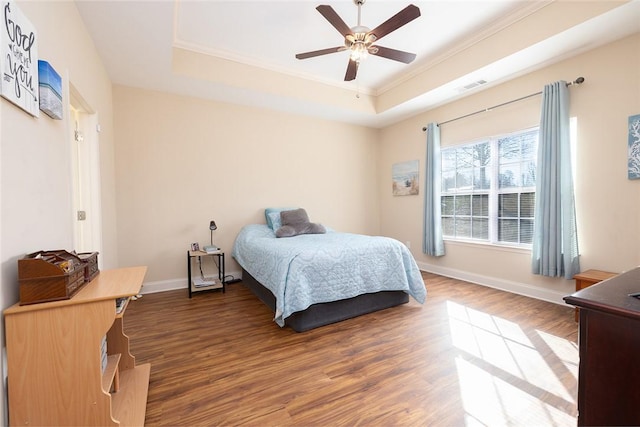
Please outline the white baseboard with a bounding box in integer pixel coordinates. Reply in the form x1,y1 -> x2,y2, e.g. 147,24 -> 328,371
140,270 -> 243,294
140,265 -> 567,306
416,262 -> 568,306
139,278 -> 184,294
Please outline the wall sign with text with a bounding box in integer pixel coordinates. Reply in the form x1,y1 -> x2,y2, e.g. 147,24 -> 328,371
1,1 -> 39,117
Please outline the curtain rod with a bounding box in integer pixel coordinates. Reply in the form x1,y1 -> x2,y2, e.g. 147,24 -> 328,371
422,77 -> 585,131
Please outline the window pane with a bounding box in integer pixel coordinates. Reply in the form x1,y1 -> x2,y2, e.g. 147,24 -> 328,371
498,219 -> 519,242
521,219 -> 534,244
442,217 -> 454,236
474,167 -> 491,189
521,130 -> 538,158
441,196 -> 454,215
520,193 -> 535,217
457,169 -> 473,189
473,142 -> 491,168
522,142 -> 536,158
499,163 -> 520,188
455,195 -> 471,215
456,218 -> 471,238
442,171 -> 456,192
472,194 -> 489,216
458,147 -> 474,169
442,150 -> 456,171
522,160 -> 537,187
472,218 -> 489,239
499,138 -> 520,161
499,194 -> 518,217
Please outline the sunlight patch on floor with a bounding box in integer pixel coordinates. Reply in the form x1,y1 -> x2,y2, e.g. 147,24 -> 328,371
536,329 -> 579,372
455,357 -> 576,426
447,301 -> 578,426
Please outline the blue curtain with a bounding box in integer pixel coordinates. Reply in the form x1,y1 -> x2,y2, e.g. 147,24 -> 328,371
531,81 -> 580,279
423,123 -> 445,257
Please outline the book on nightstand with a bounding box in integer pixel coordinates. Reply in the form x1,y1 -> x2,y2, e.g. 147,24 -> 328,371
193,277 -> 217,287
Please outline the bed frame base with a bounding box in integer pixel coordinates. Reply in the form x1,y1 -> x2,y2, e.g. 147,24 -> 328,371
241,268 -> 409,332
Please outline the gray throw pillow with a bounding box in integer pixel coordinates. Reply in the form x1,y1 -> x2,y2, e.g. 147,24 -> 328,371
279,208 -> 309,225
275,208 -> 326,238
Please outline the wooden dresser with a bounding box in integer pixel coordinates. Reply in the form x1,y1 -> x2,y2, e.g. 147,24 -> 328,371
4,266 -> 149,426
564,266 -> 640,426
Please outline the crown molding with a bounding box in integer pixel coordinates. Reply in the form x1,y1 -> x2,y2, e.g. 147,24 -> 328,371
171,39 -> 376,97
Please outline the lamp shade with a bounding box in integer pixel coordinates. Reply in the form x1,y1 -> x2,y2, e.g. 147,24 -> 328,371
209,220 -> 217,231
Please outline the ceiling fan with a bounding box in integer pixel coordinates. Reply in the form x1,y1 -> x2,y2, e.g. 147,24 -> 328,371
295,0 -> 421,82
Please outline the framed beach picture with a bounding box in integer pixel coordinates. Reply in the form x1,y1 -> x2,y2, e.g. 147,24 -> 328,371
392,160 -> 419,196
38,60 -> 62,119
629,114 -> 640,180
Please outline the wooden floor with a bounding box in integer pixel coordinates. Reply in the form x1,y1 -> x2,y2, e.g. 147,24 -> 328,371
125,272 -> 579,426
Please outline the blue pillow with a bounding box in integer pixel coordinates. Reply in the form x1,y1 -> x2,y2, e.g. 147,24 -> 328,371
268,211 -> 282,230
264,208 -> 296,230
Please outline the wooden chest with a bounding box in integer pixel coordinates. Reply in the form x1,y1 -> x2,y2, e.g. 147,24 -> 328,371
18,251 -> 87,305
77,251 -> 99,282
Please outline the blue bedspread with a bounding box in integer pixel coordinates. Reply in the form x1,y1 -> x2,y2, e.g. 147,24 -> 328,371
232,224 -> 426,326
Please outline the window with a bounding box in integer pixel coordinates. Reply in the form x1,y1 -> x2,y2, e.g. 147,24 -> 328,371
441,128 -> 538,246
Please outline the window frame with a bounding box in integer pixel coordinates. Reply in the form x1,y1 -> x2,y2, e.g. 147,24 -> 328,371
440,126 -> 539,249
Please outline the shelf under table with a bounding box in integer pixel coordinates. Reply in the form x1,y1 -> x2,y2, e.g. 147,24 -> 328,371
111,363 -> 151,427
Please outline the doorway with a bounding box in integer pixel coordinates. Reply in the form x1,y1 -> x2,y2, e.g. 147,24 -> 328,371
69,84 -> 103,258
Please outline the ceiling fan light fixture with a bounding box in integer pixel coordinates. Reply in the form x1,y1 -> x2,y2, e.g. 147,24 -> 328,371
346,30 -> 375,62
350,42 -> 368,61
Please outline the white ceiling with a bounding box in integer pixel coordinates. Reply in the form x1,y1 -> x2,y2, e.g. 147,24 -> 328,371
75,0 -> 640,128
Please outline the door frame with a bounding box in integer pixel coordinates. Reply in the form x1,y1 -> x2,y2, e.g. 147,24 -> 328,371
69,83 -> 103,259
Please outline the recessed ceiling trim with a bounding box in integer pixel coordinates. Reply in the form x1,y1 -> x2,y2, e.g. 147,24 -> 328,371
375,0 -> 553,96
172,39 -> 375,97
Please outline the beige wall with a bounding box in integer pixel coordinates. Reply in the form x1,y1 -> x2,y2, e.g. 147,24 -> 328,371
379,34 -> 640,303
0,1 -> 117,424
112,86 -> 380,286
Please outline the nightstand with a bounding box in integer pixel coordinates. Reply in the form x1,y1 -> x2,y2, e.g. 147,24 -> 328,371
187,250 -> 225,298
573,269 -> 617,321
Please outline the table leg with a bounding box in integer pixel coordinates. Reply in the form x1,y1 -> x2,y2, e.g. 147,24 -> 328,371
187,251 -> 192,298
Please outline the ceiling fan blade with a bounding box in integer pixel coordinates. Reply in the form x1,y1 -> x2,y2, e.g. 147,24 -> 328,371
344,59 -> 359,81
296,46 -> 346,60
316,5 -> 353,37
370,45 -> 416,64
369,4 -> 421,41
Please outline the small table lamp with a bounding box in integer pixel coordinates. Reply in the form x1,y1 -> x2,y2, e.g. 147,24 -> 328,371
204,220 -> 218,253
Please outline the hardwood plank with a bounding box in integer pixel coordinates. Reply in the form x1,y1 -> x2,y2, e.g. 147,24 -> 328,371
124,272 -> 578,426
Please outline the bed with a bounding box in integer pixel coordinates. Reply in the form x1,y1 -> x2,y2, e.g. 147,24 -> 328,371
232,210 -> 426,332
